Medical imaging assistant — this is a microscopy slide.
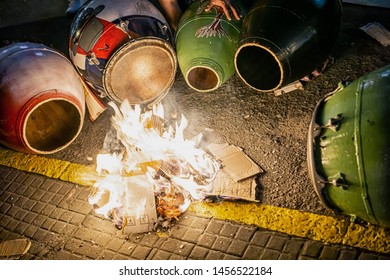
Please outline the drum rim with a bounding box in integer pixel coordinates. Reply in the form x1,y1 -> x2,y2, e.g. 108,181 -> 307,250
184,58 -> 224,92
20,92 -> 85,154
306,91 -> 341,213
234,40 -> 284,93
102,37 -> 177,105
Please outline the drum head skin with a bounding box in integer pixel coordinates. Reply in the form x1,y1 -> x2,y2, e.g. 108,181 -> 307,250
103,38 -> 177,105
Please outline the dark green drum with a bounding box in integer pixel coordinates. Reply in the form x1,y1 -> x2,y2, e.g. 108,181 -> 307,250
307,64 -> 390,228
235,0 -> 342,92
176,0 -> 245,92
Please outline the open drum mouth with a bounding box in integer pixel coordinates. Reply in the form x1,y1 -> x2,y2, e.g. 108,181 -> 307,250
235,43 -> 283,92
186,65 -> 220,92
24,99 -> 83,154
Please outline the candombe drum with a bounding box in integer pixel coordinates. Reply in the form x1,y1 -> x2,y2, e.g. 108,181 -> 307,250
176,0 -> 245,92
235,0 -> 342,92
69,0 -> 177,105
307,64 -> 390,228
0,42 -> 85,154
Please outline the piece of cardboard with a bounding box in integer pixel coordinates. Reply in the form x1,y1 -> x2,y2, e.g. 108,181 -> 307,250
209,170 -> 258,201
274,80 -> 303,96
122,175 -> 158,234
207,143 -> 262,182
80,77 -> 106,121
0,238 -> 31,257
91,174 -> 158,234
360,22 -> 390,47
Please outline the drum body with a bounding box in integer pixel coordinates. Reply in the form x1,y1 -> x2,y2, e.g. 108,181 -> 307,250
69,0 -> 177,105
307,65 -> 390,228
0,42 -> 85,154
176,0 -> 245,92
235,0 -> 342,92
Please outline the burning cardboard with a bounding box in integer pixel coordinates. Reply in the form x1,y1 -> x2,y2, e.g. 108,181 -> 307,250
87,101 -> 264,232
88,101 -> 219,232
89,174 -> 158,234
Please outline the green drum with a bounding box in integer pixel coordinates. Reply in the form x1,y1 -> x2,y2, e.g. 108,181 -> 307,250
235,0 -> 341,92
307,64 -> 390,228
176,0 -> 245,92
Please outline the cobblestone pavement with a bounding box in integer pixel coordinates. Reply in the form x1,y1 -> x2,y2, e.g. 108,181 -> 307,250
1,165 -> 390,260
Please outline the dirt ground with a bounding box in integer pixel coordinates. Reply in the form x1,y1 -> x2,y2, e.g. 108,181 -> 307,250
1,3 -> 390,218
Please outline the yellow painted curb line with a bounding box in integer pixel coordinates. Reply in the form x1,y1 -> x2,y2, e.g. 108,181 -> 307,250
0,148 -> 69,179
189,202 -> 390,254
0,148 -> 98,186
1,147 -> 390,254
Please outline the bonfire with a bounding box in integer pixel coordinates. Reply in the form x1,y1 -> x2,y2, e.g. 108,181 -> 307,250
88,100 -> 220,231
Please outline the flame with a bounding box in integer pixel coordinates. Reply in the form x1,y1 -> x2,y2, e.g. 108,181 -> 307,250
88,100 -> 219,227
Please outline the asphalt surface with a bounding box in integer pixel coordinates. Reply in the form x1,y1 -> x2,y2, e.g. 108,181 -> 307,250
1,2 -> 390,216
1,1 -> 390,261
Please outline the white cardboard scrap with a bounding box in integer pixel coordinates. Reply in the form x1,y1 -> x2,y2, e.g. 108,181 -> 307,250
360,22 -> 390,47
0,239 -> 31,257
207,143 -> 263,182
122,175 -> 158,234
81,77 -> 106,121
274,80 -> 303,96
210,170 -> 258,201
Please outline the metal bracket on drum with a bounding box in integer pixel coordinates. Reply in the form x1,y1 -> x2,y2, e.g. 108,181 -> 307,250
86,51 -> 100,66
307,93 -> 345,213
118,19 -> 131,35
318,173 -> 349,190
116,19 -> 171,43
313,114 -> 343,132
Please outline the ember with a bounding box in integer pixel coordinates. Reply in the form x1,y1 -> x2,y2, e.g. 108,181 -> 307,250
88,100 -> 220,232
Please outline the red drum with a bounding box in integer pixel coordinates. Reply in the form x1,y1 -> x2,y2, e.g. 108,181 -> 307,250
0,42 -> 85,154
69,0 -> 177,105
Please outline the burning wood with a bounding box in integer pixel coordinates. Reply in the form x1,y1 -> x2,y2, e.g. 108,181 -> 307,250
156,192 -> 186,221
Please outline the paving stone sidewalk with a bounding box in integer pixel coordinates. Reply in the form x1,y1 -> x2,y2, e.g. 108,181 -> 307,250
1,165 -> 389,260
